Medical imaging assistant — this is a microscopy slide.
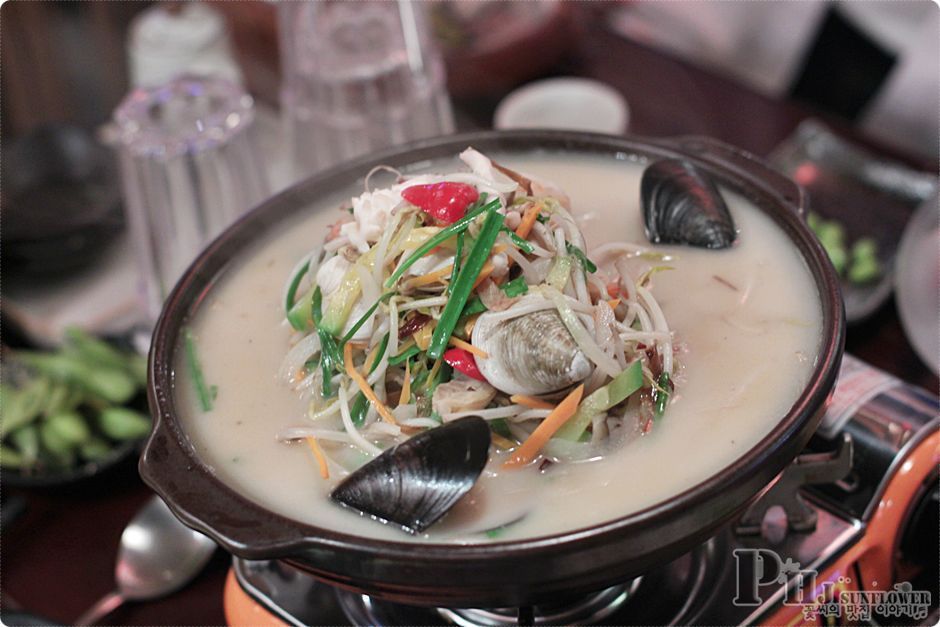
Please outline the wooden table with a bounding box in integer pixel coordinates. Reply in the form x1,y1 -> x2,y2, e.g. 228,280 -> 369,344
3,8 -> 935,626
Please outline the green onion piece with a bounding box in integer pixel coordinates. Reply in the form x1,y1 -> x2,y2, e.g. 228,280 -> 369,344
411,366 -> 430,391
427,210 -> 505,360
431,361 -> 453,392
350,392 -> 369,427
566,243 -> 597,273
535,213 -> 549,224
286,285 -> 315,330
385,198 -> 500,288
555,361 -> 643,441
184,328 -> 214,412
653,372 -> 672,420
460,296 -> 488,318
490,418 -> 513,440
388,344 -> 420,366
340,293 -> 392,345
448,231 -> 465,295
311,287 -> 339,397
502,227 -> 535,254
284,258 -> 311,317
368,333 -> 390,375
500,276 -> 529,298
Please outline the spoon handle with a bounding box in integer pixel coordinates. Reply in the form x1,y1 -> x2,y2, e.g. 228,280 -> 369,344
74,590 -> 125,626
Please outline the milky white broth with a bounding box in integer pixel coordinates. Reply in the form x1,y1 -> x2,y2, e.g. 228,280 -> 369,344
176,151 -> 822,543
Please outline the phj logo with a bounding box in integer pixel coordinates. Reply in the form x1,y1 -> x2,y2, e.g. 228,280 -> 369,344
732,549 -> 931,622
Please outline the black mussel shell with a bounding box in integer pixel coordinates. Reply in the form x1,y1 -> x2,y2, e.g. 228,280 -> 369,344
641,159 -> 736,249
330,416 -> 491,533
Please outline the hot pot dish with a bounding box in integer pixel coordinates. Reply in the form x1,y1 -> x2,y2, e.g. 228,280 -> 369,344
141,131 -> 844,607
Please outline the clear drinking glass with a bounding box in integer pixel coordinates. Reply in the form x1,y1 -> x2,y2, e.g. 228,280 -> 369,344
113,75 -> 269,323
278,0 -> 455,181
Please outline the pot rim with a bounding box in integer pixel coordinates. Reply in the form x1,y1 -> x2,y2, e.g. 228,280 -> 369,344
141,129 -> 844,575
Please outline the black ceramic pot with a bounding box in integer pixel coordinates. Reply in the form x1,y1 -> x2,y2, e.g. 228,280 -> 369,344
140,130 -> 844,608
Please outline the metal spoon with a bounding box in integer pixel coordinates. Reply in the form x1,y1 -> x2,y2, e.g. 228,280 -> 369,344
74,495 -> 216,625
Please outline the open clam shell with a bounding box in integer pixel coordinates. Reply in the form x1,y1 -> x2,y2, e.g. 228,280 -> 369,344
330,416 -> 491,533
472,308 -> 593,396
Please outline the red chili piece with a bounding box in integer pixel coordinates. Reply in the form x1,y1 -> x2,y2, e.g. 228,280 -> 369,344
443,347 -> 486,381
402,182 -> 479,224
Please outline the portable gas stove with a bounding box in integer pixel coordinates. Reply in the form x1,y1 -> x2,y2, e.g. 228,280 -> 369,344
222,356 -> 938,626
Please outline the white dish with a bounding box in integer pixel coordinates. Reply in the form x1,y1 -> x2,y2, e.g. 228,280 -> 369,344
494,78 -> 629,134
895,193 -> 940,373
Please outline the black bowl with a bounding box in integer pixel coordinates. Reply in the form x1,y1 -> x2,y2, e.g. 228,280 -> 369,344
140,131 -> 844,608
2,439 -> 139,489
1,124 -> 124,277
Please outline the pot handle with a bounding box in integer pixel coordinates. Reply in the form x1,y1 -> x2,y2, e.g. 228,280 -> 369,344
139,382 -> 312,559
663,136 -> 807,218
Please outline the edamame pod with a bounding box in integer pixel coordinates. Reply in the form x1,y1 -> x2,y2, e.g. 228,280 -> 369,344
79,437 -> 113,461
97,407 -> 151,440
10,424 -> 40,464
19,353 -> 137,404
39,420 -> 76,465
64,327 -> 128,371
0,445 -> 25,468
47,411 -> 92,446
0,378 -> 50,437
43,382 -> 75,416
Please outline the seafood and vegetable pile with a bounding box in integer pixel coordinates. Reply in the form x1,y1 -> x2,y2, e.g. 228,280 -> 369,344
226,149 -> 736,533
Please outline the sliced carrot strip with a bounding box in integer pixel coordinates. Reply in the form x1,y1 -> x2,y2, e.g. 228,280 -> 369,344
405,264 -> 454,288
305,437 -> 330,479
515,203 -> 541,239
344,342 -> 397,425
509,394 -> 554,410
607,298 -> 621,310
471,261 -> 495,289
400,360 -> 412,406
503,384 -> 584,468
448,336 -> 488,359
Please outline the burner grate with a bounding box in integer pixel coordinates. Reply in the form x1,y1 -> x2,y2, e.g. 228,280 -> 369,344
437,582 -> 635,626
231,537 -> 722,626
